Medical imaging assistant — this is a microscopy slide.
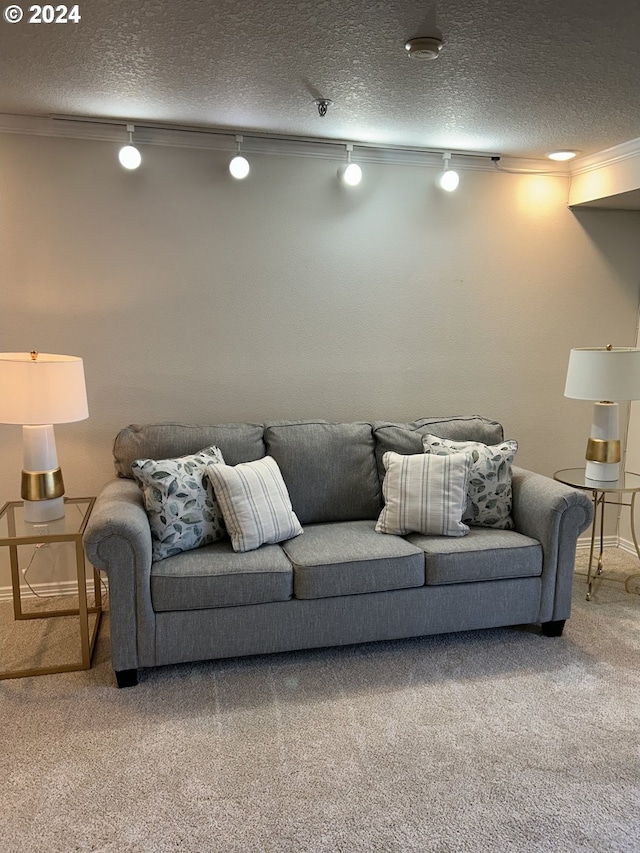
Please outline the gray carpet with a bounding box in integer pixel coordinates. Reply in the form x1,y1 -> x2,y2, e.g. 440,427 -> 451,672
1,549 -> 639,852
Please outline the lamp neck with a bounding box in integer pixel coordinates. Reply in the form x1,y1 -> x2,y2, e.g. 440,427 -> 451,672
22,424 -> 59,471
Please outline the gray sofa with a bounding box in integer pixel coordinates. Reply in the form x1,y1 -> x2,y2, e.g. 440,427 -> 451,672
83,417 -> 593,687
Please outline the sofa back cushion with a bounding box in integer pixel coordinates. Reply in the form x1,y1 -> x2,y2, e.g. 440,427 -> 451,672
114,422 -> 266,478
372,417 -> 504,483
264,421 -> 382,525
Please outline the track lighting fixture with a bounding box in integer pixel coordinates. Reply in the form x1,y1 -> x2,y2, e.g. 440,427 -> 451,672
337,143 -> 362,186
118,124 -> 142,170
436,152 -> 459,191
56,114 -> 506,179
57,114 -> 512,188
229,135 -> 250,179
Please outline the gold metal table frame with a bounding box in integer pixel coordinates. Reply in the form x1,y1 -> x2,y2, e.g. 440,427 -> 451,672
554,469 -> 640,601
0,497 -> 102,679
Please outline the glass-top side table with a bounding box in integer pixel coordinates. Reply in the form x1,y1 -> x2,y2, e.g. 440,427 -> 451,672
0,497 -> 102,679
554,468 -> 640,600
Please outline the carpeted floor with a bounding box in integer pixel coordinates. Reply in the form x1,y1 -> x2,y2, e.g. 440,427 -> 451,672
1,549 -> 639,852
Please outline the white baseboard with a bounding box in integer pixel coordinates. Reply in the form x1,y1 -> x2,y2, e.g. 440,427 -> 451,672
0,577 -> 106,603
618,537 -> 640,558
575,534 -> 619,552
576,534 -> 639,558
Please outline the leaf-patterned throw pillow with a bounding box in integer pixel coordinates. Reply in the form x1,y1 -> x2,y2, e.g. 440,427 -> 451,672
422,434 -> 518,529
131,445 -> 227,561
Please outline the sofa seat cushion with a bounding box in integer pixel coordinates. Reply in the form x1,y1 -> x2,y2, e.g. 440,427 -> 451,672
151,539 -> 293,611
281,520 -> 424,599
405,528 -> 542,585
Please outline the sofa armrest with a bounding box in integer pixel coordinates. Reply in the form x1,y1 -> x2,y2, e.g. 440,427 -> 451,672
83,479 -> 156,671
511,466 -> 593,623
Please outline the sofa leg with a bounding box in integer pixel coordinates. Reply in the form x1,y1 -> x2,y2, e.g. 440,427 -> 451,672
115,668 -> 138,688
541,620 -> 565,637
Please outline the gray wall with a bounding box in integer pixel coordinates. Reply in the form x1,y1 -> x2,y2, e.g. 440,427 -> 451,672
1,133 -> 640,586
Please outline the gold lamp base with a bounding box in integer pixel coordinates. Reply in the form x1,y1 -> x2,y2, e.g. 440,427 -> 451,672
21,467 -> 65,502
585,438 -> 621,465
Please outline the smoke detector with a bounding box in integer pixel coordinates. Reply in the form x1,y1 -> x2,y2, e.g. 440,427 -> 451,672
404,36 -> 444,60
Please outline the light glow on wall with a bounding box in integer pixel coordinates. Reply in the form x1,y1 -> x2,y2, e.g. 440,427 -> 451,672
516,175 -> 566,214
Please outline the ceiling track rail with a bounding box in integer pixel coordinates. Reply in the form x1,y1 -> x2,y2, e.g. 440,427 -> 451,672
48,113 -> 501,160
0,112 -> 571,173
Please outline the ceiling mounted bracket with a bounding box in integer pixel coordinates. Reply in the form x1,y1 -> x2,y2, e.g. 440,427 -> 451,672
314,99 -> 333,118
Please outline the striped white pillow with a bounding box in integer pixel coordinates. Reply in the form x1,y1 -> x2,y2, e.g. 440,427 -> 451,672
206,455 -> 303,553
376,451 -> 471,537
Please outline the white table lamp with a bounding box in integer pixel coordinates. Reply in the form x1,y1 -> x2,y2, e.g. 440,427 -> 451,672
0,352 -> 89,521
564,345 -> 640,482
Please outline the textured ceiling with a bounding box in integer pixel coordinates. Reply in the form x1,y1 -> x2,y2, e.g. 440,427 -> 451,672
1,0 -> 639,159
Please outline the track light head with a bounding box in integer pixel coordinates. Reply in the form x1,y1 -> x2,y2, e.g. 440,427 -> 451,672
337,144 -> 362,186
437,153 -> 459,191
229,135 -> 250,179
119,145 -> 142,170
338,162 -> 362,186
229,155 -> 250,179
118,124 -> 141,170
438,169 -> 459,191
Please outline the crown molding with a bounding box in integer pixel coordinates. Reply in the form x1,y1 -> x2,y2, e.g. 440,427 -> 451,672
570,137 -> 640,176
0,112 -> 570,174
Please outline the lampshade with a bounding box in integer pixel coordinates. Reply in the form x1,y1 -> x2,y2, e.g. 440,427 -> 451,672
564,347 -> 640,402
0,352 -> 89,424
